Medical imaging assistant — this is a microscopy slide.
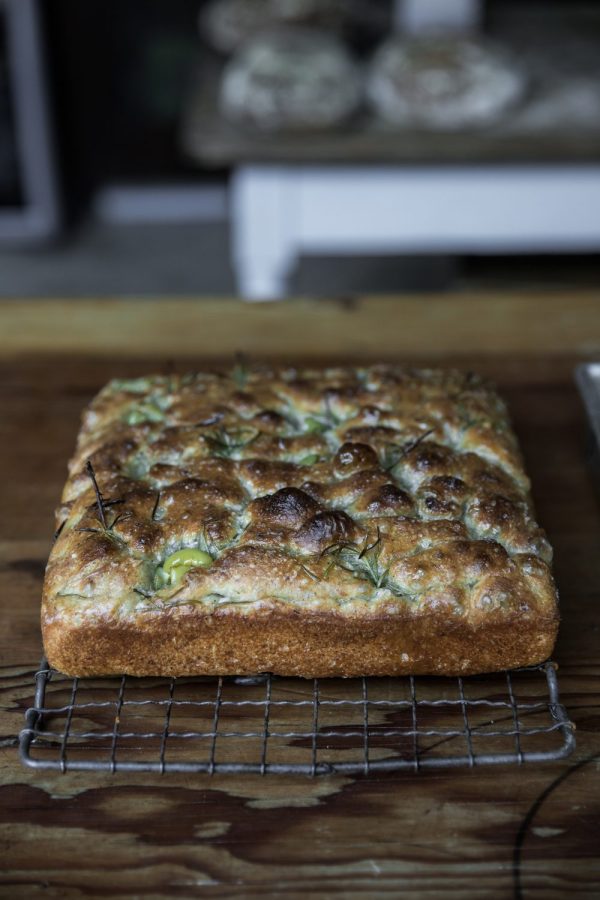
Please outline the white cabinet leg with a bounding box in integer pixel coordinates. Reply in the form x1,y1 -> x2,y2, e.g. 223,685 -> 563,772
234,256 -> 291,301
231,167 -> 296,301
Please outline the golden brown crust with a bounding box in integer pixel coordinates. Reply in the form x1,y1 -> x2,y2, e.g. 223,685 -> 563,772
43,607 -> 557,678
42,365 -> 559,677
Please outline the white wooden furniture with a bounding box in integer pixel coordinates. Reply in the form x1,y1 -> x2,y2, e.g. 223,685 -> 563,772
181,0 -> 600,300
231,165 -> 600,299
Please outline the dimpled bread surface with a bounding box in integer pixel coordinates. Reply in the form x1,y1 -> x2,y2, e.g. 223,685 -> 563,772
42,364 -> 559,677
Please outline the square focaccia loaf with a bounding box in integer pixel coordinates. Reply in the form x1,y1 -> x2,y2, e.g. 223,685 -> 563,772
42,365 -> 559,677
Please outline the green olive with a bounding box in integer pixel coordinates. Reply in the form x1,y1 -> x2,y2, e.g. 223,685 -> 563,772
159,549 -> 212,587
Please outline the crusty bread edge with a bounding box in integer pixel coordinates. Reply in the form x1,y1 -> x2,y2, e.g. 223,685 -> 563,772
42,605 -> 559,678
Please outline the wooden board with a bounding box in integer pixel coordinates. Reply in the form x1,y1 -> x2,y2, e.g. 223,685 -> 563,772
182,98 -> 600,167
1,296 -> 599,896
2,292 -> 600,359
180,57 -> 600,167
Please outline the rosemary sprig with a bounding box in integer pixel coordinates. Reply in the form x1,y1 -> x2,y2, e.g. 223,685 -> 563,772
400,427 -> 435,458
304,397 -> 342,434
139,592 -> 226,613
319,528 -> 396,592
380,443 -> 404,472
123,400 -> 165,426
76,517 -> 126,542
193,412 -> 224,427
456,399 -> 504,433
299,562 -> 321,581
232,352 -> 249,389
198,525 -> 219,558
78,460 -> 127,543
204,426 -> 259,458
298,453 -> 320,466
323,395 -> 342,426
304,416 -> 330,435
320,540 -> 357,559
165,358 -> 176,394
352,528 -> 388,589
53,520 -> 66,544
358,527 -> 382,559
319,539 -> 357,579
85,460 -> 108,529
381,428 -> 434,471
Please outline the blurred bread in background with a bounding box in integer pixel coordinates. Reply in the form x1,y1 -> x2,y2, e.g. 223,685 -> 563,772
219,28 -> 362,131
201,0 -> 350,55
367,36 -> 526,130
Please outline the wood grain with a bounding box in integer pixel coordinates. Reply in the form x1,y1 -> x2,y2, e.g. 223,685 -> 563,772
1,300 -> 599,897
2,293 -> 600,359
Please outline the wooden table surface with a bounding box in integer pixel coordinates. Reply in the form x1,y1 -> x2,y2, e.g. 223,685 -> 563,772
1,295 -> 600,898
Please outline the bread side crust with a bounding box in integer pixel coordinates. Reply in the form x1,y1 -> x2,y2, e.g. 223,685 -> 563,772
43,605 -> 559,678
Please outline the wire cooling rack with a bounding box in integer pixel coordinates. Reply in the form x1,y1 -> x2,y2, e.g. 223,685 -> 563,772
19,660 -> 574,775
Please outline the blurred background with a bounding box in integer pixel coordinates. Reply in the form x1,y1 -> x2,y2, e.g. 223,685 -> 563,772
1,0 -> 600,300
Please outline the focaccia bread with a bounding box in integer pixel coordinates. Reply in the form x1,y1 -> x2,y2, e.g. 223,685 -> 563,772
367,37 -> 526,130
219,29 -> 362,131
42,364 -> 559,677
201,0 -> 350,55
